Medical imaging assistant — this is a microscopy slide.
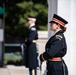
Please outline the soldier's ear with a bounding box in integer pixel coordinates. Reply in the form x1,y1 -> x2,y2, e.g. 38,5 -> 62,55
57,24 -> 61,27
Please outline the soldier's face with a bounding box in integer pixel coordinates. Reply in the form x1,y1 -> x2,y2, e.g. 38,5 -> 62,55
27,19 -> 35,26
50,23 -> 59,32
27,20 -> 32,25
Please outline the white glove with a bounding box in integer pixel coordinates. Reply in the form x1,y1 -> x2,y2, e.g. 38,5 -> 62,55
37,55 -> 42,67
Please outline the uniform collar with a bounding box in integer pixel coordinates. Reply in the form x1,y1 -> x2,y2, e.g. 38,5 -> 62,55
55,30 -> 63,35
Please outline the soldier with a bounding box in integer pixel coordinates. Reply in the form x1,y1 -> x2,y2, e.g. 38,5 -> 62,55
39,14 -> 68,75
23,16 -> 39,75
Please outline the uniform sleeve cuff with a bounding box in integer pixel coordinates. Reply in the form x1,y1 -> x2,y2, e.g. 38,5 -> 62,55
40,54 -> 45,62
41,54 -> 45,61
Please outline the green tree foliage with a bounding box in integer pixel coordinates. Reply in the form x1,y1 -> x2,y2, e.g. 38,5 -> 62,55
5,0 -> 48,41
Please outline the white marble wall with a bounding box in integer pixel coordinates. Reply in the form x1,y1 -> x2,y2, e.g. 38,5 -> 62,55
71,0 -> 76,75
58,0 -> 71,75
48,0 -> 76,75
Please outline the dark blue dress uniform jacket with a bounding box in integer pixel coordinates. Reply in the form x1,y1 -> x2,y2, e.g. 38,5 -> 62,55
23,25 -> 38,68
40,30 -> 68,75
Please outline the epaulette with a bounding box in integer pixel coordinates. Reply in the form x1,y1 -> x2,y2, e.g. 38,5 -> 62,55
31,28 -> 36,31
56,35 -> 63,41
56,35 -> 63,38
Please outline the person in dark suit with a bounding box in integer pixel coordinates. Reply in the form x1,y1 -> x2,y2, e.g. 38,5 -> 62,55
24,16 -> 39,75
39,14 -> 68,75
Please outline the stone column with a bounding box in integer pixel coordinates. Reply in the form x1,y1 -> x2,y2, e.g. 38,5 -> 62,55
47,0 -> 58,38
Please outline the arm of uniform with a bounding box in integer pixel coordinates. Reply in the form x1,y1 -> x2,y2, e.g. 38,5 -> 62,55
40,52 -> 50,62
40,35 -> 63,62
27,28 -> 37,43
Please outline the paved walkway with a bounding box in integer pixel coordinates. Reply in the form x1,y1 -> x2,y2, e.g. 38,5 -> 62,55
0,65 -> 41,75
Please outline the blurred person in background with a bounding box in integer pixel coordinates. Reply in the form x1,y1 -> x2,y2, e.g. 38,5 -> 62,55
23,16 -> 39,75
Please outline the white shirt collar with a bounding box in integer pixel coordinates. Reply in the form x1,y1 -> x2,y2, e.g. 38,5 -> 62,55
29,23 -> 35,28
